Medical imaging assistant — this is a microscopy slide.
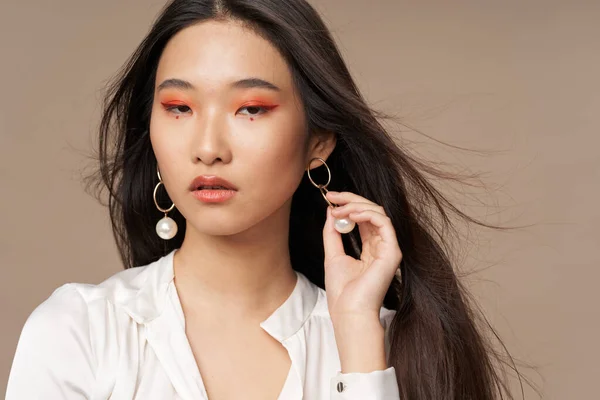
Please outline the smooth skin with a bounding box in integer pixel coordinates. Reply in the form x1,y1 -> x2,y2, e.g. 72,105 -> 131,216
149,19 -> 402,399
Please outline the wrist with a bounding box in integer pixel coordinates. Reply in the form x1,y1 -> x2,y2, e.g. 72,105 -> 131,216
332,316 -> 387,373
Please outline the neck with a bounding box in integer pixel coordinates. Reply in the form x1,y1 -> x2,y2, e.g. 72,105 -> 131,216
172,204 -> 298,322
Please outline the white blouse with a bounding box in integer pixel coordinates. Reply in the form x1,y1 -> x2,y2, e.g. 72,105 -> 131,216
6,249 -> 400,399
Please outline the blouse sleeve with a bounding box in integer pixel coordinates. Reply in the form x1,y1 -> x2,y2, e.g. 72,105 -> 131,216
6,284 -> 96,399
329,308 -> 400,399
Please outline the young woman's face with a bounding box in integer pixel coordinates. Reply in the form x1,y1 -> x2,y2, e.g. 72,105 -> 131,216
150,20 -> 331,236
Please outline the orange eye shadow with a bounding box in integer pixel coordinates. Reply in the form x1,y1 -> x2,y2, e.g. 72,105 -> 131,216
160,100 -> 188,106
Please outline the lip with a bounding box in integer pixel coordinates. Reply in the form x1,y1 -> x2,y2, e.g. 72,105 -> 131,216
191,189 -> 237,203
189,175 -> 238,191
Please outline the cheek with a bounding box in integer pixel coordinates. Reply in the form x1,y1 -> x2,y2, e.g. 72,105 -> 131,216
239,112 -> 308,162
149,122 -> 169,168
149,116 -> 187,186
244,133 -> 308,197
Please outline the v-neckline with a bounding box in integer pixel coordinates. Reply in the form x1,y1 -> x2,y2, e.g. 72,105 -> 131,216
161,279 -> 302,400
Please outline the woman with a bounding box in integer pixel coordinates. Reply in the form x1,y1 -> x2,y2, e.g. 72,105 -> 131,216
6,0 -> 527,399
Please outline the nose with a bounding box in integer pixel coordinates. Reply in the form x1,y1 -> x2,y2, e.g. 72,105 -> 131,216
191,109 -> 232,165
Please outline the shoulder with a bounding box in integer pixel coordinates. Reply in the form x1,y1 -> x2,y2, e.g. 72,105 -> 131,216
26,250 -> 176,331
19,283 -> 90,345
5,255 -> 172,399
6,284 -> 97,396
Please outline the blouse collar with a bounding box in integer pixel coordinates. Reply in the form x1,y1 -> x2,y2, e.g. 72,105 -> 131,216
105,248 -> 319,342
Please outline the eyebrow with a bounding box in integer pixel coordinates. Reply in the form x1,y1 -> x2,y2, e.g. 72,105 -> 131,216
156,77 -> 281,93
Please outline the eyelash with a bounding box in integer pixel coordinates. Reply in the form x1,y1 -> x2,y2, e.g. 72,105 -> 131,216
162,104 -> 274,117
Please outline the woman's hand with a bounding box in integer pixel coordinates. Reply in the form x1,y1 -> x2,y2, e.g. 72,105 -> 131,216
322,191 -> 402,324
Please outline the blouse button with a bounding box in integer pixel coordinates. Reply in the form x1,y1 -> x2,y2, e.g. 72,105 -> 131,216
336,381 -> 345,392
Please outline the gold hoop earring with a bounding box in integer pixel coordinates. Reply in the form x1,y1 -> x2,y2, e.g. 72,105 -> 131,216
306,157 -> 355,234
154,167 -> 178,240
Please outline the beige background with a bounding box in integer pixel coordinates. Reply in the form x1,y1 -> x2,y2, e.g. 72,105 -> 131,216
1,0 -> 598,398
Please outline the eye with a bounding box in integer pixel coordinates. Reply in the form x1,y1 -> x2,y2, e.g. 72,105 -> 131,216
167,105 -> 191,114
237,105 -> 268,117
237,105 -> 279,117
162,103 -> 191,115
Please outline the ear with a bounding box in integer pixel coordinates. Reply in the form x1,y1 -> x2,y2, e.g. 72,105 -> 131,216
307,130 -> 337,168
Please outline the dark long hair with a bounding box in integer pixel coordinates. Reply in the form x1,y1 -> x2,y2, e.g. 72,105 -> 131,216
85,0 -> 537,398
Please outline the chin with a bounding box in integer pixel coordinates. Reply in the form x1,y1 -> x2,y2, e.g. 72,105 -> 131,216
184,215 -> 259,237
181,197 -> 289,237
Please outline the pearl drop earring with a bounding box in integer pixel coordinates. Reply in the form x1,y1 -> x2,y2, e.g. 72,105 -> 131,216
306,157 -> 356,234
153,167 -> 178,240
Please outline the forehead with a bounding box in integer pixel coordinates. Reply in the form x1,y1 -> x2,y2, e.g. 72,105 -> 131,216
155,20 -> 292,93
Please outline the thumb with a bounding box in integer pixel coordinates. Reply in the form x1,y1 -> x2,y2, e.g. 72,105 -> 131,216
322,206 -> 346,262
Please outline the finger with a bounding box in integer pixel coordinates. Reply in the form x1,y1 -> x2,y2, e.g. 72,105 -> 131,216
348,210 -> 399,248
323,206 -> 346,261
326,191 -> 377,207
351,210 -> 404,272
331,202 -> 386,218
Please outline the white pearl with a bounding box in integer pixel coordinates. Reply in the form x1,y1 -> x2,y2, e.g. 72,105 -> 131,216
156,216 -> 178,240
334,217 -> 355,234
